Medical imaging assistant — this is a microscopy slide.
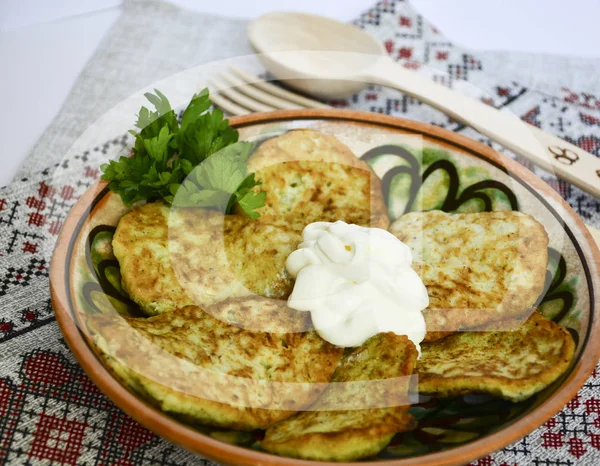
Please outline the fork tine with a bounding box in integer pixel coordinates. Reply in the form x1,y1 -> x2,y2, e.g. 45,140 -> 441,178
211,76 -> 276,113
219,70 -> 303,110
209,89 -> 251,116
229,65 -> 332,109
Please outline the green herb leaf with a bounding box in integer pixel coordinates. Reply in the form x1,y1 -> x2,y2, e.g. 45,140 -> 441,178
179,89 -> 211,132
194,142 -> 255,192
177,95 -> 239,166
236,189 -> 267,219
101,89 -> 265,217
142,125 -> 173,166
170,142 -> 263,217
135,90 -> 179,140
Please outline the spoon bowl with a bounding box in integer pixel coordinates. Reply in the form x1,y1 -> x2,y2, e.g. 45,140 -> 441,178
248,12 -> 385,98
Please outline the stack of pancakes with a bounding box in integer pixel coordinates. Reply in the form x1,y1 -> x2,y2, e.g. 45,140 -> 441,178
88,130 -> 574,461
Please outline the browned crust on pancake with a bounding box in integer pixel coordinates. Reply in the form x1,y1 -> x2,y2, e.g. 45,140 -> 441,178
260,412 -> 415,462
390,210 -> 549,340
112,202 -> 300,316
246,129 -> 389,230
86,298 -> 343,430
261,333 -> 417,461
416,310 -> 575,401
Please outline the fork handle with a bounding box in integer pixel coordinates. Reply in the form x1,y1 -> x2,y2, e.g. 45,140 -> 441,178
368,58 -> 600,198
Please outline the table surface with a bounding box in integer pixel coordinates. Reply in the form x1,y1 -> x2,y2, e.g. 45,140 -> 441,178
1,0 -> 599,188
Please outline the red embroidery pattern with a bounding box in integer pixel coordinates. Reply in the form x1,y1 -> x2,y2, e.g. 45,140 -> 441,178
0,2 -> 597,465
29,414 -> 87,466
22,242 -> 38,254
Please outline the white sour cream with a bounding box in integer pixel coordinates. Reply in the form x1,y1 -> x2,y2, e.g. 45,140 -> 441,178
285,221 -> 429,353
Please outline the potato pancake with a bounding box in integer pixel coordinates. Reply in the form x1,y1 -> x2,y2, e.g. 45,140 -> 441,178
112,202 -> 300,316
245,130 -> 390,230
261,333 -> 417,461
86,297 -> 343,430
416,310 -> 575,401
389,210 -> 549,340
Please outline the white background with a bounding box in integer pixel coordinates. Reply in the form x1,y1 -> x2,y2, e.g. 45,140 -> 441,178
1,0 -> 599,187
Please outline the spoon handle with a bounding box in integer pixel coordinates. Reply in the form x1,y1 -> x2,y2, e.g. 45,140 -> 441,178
369,59 -> 600,198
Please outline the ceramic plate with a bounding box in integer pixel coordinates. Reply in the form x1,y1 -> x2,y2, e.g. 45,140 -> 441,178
50,110 -> 600,466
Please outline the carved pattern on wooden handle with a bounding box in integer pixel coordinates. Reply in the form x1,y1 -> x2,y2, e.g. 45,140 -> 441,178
548,146 -> 580,166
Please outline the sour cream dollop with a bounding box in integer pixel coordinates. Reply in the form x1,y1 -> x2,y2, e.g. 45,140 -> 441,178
285,221 -> 429,353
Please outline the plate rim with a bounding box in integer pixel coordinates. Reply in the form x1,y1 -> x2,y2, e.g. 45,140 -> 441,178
50,109 -> 600,466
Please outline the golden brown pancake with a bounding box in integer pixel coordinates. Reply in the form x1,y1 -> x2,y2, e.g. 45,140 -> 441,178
112,202 -> 300,316
245,130 -> 390,230
416,310 -> 575,402
86,297 -> 343,430
389,210 -> 549,340
261,333 -> 417,461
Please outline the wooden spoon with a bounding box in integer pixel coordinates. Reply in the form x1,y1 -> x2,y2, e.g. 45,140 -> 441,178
248,12 -> 600,198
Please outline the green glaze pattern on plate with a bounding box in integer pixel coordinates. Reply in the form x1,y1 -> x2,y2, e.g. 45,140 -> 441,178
70,120 -> 590,461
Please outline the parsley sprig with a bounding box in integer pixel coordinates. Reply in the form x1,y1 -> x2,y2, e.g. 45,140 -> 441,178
100,89 -> 265,218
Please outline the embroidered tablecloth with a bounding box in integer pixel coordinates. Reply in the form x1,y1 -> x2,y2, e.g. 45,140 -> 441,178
1,0 -> 599,464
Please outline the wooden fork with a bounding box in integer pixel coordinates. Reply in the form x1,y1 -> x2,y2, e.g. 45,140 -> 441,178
209,67 -> 600,245
209,66 -> 331,115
